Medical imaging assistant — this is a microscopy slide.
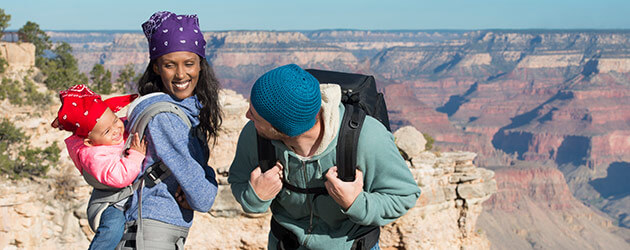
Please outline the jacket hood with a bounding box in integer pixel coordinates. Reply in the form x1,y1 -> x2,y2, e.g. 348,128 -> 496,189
313,84 -> 341,156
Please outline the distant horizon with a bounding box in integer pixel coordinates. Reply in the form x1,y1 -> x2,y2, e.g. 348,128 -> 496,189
3,0 -> 630,31
6,28 -> 630,33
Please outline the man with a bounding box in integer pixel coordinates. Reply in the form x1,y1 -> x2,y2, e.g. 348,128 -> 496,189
228,64 -> 421,250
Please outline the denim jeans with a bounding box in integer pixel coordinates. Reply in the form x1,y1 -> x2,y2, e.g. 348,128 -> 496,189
88,205 -> 126,250
371,240 -> 381,250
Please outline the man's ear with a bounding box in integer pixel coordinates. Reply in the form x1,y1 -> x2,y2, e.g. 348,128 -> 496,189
83,138 -> 94,147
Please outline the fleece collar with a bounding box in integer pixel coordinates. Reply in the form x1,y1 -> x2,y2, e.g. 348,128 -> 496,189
313,84 -> 341,156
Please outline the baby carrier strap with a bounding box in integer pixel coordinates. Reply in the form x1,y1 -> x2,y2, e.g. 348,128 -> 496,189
86,100 -> 191,236
83,170 -> 120,191
123,101 -> 192,157
116,99 -> 199,249
84,169 -> 141,231
87,181 -> 141,232
117,219 -> 189,250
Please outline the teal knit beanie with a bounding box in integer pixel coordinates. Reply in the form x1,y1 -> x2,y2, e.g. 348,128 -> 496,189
250,64 -> 321,137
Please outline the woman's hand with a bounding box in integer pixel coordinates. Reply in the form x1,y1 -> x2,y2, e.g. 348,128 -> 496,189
175,186 -> 192,210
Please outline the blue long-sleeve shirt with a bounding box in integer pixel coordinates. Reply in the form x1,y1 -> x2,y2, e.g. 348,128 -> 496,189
125,93 -> 218,227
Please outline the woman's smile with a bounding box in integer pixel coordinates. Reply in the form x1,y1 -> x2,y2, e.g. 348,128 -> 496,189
172,79 -> 191,90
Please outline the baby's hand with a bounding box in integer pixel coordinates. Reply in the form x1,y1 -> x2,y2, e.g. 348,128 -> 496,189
129,133 -> 147,155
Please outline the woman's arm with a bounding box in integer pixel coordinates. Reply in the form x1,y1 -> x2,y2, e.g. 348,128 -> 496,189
147,112 -> 218,212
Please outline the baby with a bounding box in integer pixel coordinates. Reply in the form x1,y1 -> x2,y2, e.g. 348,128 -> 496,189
52,84 -> 144,250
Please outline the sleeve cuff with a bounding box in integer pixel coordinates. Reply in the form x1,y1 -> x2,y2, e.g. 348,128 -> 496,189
125,149 -> 145,163
241,181 -> 273,212
342,191 -> 368,222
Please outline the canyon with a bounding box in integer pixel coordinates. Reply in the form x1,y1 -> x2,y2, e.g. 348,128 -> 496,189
3,29 -> 630,248
0,45 -> 497,248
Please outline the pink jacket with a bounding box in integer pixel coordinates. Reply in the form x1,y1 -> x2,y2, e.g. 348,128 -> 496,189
65,135 -> 144,189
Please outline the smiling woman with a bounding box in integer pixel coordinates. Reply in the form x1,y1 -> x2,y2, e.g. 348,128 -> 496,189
117,11 -> 223,250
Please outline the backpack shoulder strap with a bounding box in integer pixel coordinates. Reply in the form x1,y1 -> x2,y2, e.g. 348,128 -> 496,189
336,103 -> 366,182
124,101 -> 192,186
255,103 -> 367,190
257,133 -> 277,173
123,101 -> 191,154
256,133 -> 329,195
124,101 -> 195,249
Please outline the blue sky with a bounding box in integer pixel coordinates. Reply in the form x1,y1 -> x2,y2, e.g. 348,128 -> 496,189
4,0 -> 630,31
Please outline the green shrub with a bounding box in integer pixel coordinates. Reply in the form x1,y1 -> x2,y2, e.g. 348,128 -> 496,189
23,76 -> 51,107
0,119 -> 59,179
116,63 -> 136,92
39,42 -> 87,91
11,143 -> 60,178
423,132 -> 434,151
90,64 -> 112,94
0,77 -> 52,108
0,78 -> 22,105
0,118 -> 26,146
0,78 -> 7,101
0,57 -> 7,74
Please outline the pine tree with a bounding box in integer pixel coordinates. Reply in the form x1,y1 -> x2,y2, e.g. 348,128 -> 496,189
0,9 -> 11,40
90,64 -> 112,94
18,21 -> 51,58
40,42 -> 88,91
116,63 -> 136,92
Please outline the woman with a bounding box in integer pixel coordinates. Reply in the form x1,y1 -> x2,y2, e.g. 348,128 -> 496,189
117,11 -> 222,249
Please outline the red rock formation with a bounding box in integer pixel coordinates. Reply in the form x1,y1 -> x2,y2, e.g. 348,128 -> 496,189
479,166 -> 630,249
46,29 -> 630,247
484,167 -> 575,211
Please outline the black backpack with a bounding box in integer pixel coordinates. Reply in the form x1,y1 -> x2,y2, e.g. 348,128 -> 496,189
257,69 -> 391,193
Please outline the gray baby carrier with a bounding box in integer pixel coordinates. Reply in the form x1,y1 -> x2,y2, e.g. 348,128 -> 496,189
84,93 -> 195,249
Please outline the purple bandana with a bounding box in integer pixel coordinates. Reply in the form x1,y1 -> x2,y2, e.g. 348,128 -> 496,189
142,11 -> 206,60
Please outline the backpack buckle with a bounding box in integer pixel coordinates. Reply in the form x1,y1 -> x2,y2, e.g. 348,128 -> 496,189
349,120 -> 360,129
342,91 -> 360,104
144,162 -> 171,187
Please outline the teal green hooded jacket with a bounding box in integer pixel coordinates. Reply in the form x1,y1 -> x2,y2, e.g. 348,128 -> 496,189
228,84 -> 421,250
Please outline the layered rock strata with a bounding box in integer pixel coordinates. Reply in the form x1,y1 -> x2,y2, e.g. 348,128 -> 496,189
0,84 -> 496,249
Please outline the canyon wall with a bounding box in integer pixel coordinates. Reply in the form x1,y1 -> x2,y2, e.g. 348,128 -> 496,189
34,29 -> 630,247
0,75 -> 496,249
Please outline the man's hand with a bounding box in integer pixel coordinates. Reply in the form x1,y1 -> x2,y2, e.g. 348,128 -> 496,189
250,162 -> 283,200
324,166 -> 363,210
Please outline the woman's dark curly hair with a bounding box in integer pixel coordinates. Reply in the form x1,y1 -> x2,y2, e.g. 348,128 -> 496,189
137,57 -> 222,145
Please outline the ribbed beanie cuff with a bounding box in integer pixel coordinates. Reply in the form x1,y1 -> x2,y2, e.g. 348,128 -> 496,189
250,64 -> 321,137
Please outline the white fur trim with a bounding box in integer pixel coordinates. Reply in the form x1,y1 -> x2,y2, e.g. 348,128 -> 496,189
313,84 -> 341,155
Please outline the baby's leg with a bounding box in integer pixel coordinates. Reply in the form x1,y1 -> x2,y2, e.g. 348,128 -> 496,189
88,205 -> 125,250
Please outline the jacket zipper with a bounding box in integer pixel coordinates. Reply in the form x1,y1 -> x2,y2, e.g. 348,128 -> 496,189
302,160 -> 314,233
302,160 -> 314,246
